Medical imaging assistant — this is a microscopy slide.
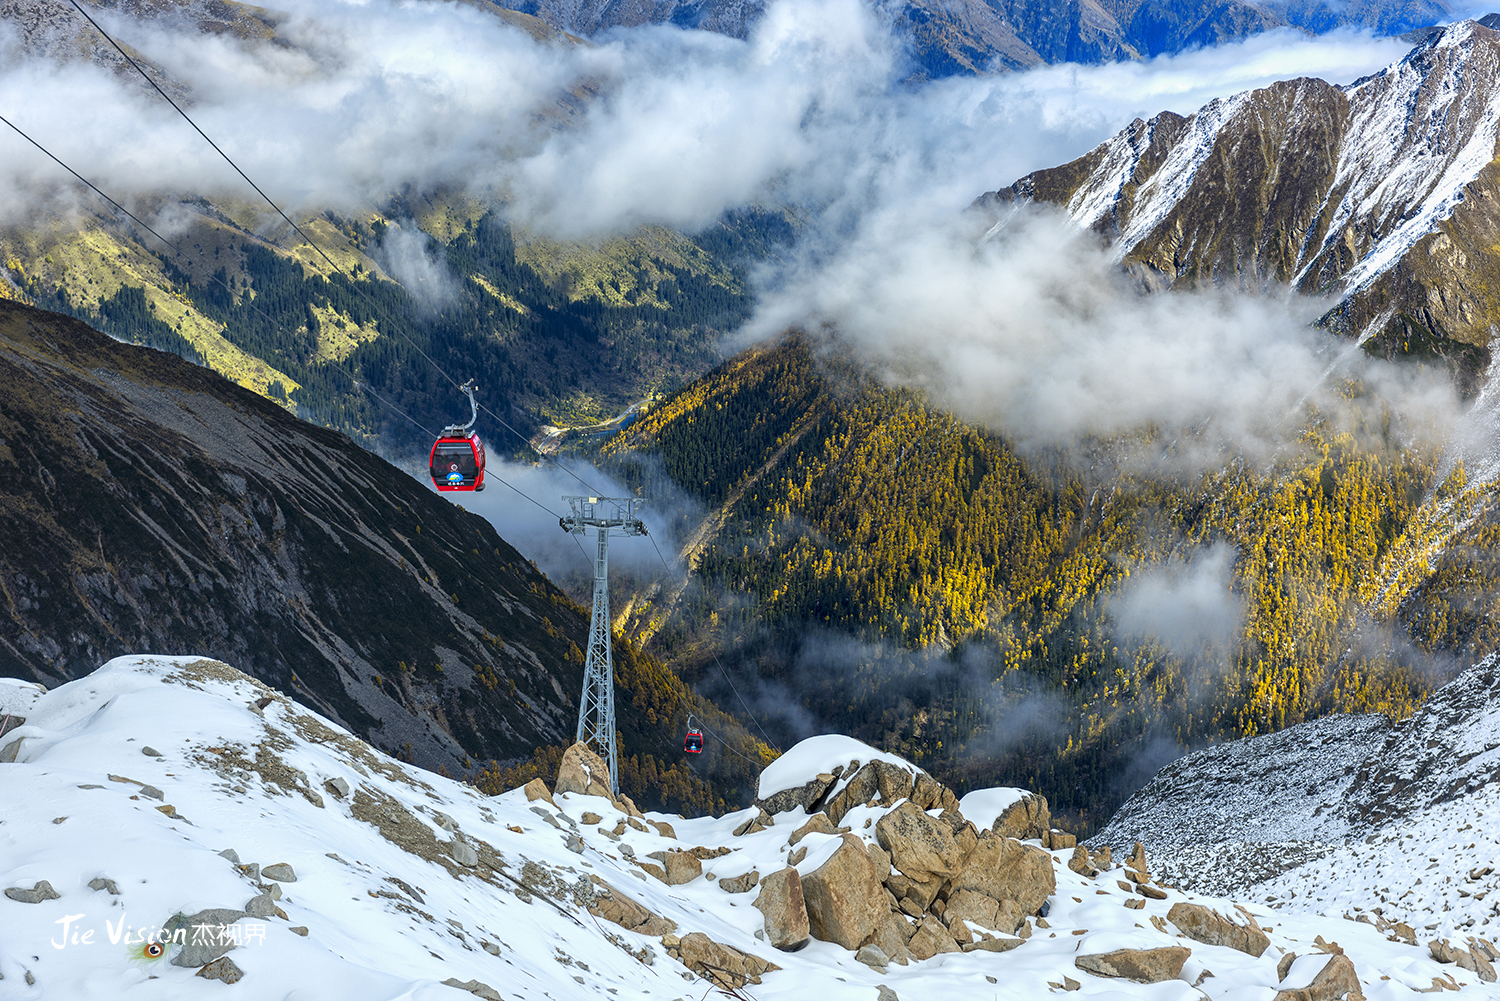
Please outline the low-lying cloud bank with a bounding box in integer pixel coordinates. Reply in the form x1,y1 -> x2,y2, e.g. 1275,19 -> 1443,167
0,0 -> 1453,470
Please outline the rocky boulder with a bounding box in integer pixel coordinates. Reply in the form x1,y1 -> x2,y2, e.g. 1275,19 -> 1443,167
946,831 -> 1055,918
801,834 -> 890,950
789,813 -> 840,846
860,911 -> 913,965
907,914 -> 961,960
756,772 -> 841,817
555,742 -> 613,799
670,932 -> 780,989
943,888 -> 1000,930
1273,953 -> 1361,1001
825,761 -> 916,825
753,868 -> 811,952
589,883 -> 677,936
876,802 -> 965,881
1168,902 -> 1269,957
1075,946 -> 1191,983
992,791 -> 1051,841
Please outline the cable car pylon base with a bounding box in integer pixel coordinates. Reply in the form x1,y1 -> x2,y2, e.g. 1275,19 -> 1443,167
560,495 -> 646,796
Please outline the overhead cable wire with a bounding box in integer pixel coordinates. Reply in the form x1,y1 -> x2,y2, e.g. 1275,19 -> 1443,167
53,1 -> 632,576
67,0 -> 628,494
646,532 -> 779,752
0,112 -> 178,254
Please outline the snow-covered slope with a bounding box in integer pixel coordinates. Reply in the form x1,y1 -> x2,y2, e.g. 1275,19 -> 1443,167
1094,654 -> 1500,937
3,655 -> 1495,999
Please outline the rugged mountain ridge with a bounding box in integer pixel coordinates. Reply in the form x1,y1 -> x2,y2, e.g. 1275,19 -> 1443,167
494,0 -> 1452,76
0,298 -> 761,809
985,19 -> 1500,389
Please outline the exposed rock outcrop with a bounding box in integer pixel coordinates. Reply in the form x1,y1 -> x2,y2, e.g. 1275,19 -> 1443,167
801,835 -> 891,950
1075,946 -> 1192,983
1168,902 -> 1269,957
753,867 -> 811,952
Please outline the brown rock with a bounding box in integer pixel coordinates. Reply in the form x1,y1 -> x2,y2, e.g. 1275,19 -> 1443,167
1272,953 -> 1361,1001
990,791 -> 1051,841
861,910 -> 913,965
1124,898 -> 1145,910
1128,842 -> 1149,879
907,914 -> 961,960
442,979 -> 503,1001
876,801 -> 965,881
801,835 -> 890,950
947,831 -> 1055,917
522,778 -> 556,808
589,882 -> 678,936
1278,952 -> 1298,981
677,931 -> 780,990
1168,902 -> 1269,958
753,868 -> 811,952
1067,846 -> 1098,877
1092,846 -> 1113,870
824,764 -> 883,826
885,870 -> 945,911
1044,829 -> 1077,849
733,809 -> 774,837
613,794 -> 644,818
648,819 -> 677,839
661,851 -> 702,885
1430,939 -> 1498,982
911,772 -> 944,810
962,935 -> 1025,953
789,813 -> 839,846
580,812 -> 603,825
719,870 -> 760,893
1138,884 -> 1167,900
756,772 -> 839,817
944,888 -> 1000,930
1076,946 -> 1191,983
555,743 -> 613,799
196,957 -> 244,983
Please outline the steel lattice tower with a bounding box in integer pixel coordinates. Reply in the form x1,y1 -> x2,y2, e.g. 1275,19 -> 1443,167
560,495 -> 646,795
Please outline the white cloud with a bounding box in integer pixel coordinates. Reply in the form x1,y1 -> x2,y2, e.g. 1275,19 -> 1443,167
0,0 -> 1448,467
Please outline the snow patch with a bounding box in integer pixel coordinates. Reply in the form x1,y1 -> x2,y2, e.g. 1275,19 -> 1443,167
755,733 -> 914,799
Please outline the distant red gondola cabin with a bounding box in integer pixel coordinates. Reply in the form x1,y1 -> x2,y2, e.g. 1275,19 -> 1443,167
684,728 -> 703,754
429,433 -> 486,492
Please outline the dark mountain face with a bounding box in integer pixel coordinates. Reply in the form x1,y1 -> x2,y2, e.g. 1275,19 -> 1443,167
488,0 -> 1452,75
0,300 -> 759,810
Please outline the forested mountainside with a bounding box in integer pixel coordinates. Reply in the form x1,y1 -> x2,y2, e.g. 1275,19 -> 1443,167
2,0 -> 786,452
3,199 -> 786,456
597,333 -> 1476,833
0,298 -> 767,814
984,18 -> 1500,394
493,0 -> 1453,76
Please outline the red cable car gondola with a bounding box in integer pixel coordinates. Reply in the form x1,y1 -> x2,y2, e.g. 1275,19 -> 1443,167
429,380 -> 486,492
684,715 -> 704,754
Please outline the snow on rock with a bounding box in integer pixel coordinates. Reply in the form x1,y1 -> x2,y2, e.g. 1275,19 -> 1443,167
0,677 -> 46,719
957,787 -> 1028,831
0,654 -> 1492,999
756,734 -> 914,799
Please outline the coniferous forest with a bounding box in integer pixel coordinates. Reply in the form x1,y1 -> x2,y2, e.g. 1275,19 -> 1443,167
598,334 -> 1467,832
